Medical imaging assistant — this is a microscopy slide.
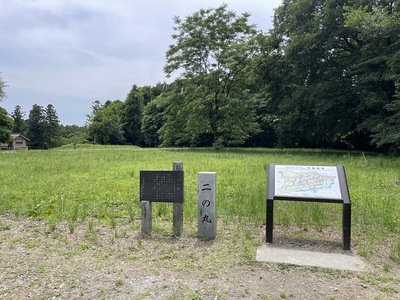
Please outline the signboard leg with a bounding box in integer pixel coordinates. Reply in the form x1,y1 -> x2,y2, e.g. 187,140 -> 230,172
173,162 -> 184,236
266,199 -> 273,243
141,201 -> 152,235
342,202 -> 351,250
173,203 -> 183,236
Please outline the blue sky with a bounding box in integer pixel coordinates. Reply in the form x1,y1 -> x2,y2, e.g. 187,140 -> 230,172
0,0 -> 282,126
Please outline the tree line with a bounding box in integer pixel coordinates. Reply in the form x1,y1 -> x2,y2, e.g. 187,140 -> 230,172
1,1 -> 399,153
0,103 -> 85,149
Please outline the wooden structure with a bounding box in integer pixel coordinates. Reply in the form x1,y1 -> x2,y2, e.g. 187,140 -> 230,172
140,162 -> 184,236
0,133 -> 30,150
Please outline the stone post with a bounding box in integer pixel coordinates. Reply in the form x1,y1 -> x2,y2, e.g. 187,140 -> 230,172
198,172 -> 217,239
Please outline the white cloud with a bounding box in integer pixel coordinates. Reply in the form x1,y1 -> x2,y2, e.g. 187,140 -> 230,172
0,0 -> 282,125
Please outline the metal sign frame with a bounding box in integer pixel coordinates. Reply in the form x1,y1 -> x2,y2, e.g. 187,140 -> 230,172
266,164 -> 351,250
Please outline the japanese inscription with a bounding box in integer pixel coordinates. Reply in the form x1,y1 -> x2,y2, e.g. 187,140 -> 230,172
140,170 -> 184,203
274,165 -> 342,200
198,172 -> 217,239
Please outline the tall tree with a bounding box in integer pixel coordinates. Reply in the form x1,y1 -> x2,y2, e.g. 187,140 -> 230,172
344,1 -> 400,152
164,4 -> 261,147
263,0 -> 358,148
0,72 -> 7,102
0,107 -> 13,144
44,104 -> 61,148
122,85 -> 143,145
11,105 -> 26,133
0,73 -> 12,144
26,104 -> 46,149
87,100 -> 125,144
151,81 -> 191,146
257,0 -> 399,151
24,104 -> 62,149
141,97 -> 163,147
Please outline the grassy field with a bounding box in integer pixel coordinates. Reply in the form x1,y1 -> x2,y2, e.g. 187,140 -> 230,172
1,145 -> 399,263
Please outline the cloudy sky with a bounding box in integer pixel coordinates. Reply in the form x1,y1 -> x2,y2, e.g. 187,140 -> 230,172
1,0 -> 282,125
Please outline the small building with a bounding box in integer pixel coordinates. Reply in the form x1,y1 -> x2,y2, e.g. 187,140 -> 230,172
0,133 -> 30,150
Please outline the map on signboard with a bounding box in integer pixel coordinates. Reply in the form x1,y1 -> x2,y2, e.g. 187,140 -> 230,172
274,165 -> 342,199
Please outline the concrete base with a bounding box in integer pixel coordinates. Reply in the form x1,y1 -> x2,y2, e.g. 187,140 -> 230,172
256,244 -> 367,271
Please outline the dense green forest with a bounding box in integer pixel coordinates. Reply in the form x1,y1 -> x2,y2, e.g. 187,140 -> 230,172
1,1 -> 399,153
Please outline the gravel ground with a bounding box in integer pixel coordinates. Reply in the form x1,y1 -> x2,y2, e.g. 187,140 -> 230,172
0,213 -> 399,300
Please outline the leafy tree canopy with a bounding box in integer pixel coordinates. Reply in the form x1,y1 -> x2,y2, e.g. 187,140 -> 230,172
25,104 -> 62,149
87,100 -> 125,145
163,4 -> 261,147
0,107 -> 13,143
256,0 -> 400,151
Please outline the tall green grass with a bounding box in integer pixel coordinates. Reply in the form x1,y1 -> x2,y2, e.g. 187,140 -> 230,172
1,146 -> 399,259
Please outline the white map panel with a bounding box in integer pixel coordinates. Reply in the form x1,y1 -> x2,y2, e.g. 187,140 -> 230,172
274,165 -> 342,199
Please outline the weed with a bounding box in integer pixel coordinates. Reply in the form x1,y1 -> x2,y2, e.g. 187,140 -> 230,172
358,244 -> 373,258
11,237 -> 24,244
208,270 -> 218,279
115,229 -> 128,238
38,264 -> 46,273
191,293 -> 202,300
380,285 -> 398,294
259,295 -> 274,300
0,222 -> 10,231
137,238 -> 143,249
244,229 -> 253,240
68,221 -> 75,234
128,207 -> 135,222
70,204 -> 79,222
109,216 -> 116,229
80,242 -> 90,250
241,239 -> 256,262
127,255 -> 138,261
389,241 -> 400,263
240,288 -> 250,297
26,240 -> 40,248
31,226 -> 41,233
383,264 -> 390,272
47,219 -> 57,232
161,247 -> 177,261
115,279 -> 124,287
55,233 -> 68,244
88,220 -> 94,231
85,220 -> 98,244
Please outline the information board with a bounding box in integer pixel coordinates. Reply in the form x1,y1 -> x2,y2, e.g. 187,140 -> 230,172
266,163 -> 351,250
140,170 -> 184,203
274,165 -> 342,200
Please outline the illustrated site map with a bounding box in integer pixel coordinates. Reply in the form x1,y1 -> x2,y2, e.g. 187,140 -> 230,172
274,165 -> 342,199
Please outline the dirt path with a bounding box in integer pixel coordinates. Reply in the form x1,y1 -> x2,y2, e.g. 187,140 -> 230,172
0,214 -> 399,299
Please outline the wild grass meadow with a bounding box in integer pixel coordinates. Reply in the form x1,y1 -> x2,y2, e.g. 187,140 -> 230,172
1,145 -> 399,262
